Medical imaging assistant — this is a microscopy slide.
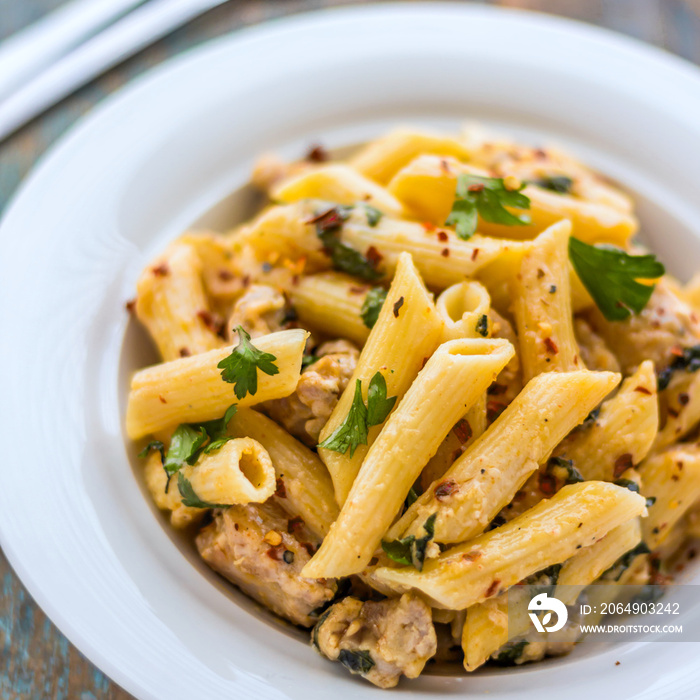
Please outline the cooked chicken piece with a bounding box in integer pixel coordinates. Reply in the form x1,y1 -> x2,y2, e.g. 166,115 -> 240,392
583,281 -> 700,375
226,284 -> 286,340
264,340 -> 359,446
313,594 -> 437,689
574,318 -> 621,373
196,501 -> 336,627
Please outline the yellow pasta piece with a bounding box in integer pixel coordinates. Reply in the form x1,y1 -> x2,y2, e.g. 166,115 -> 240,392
350,127 -> 473,184
143,450 -> 203,529
134,240 -> 224,361
126,329 -> 308,439
373,482 -> 646,610
639,444 -> 700,549
288,272 -> 372,346
391,370 -> 620,545
554,361 -> 658,481
271,163 -> 404,216
512,220 -> 583,381
229,408 -> 338,538
319,253 -> 444,505
463,518 -> 641,671
179,437 -> 275,505
303,337 -> 515,578
387,155 -> 637,246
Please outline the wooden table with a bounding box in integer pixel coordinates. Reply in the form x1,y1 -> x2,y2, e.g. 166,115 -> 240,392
1,0 -> 699,697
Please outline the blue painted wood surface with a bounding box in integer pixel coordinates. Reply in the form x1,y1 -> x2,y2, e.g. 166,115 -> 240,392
1,0 -> 699,697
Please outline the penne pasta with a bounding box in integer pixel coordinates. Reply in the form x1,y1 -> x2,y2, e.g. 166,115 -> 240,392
391,370 -> 620,545
512,220 -> 583,382
374,482 -> 646,610
134,240 -> 225,361
303,337 -> 515,578
126,329 -> 308,439
288,272 -> 372,346
318,252 -> 444,505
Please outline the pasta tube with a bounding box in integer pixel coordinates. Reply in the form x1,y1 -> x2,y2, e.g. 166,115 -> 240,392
387,155 -> 637,246
512,220 -> 583,382
271,163 -> 404,216
126,329 -> 308,439
319,252 -> 444,505
374,482 -> 646,610
554,361 -> 658,481
350,127 -> 473,184
134,240 -> 224,361
391,370 -> 620,545
179,437 -> 275,505
303,337 -> 515,578
229,408 -> 338,538
288,272 -> 372,346
639,444 -> 700,549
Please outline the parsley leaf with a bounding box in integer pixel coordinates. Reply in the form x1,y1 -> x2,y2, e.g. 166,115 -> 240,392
313,205 -> 383,281
381,513 -> 437,571
163,424 -> 208,476
200,404 -> 238,454
318,379 -> 368,458
366,371 -> 397,426
446,174 -> 531,240
493,639 -> 529,666
531,175 -> 574,194
364,205 -> 383,227
138,440 -> 165,462
338,649 -> 375,675
301,354 -> 320,369
318,373 -> 396,457
405,486 -> 419,510
177,472 -> 230,509
218,325 -> 279,399
568,237 -> 665,321
360,287 -> 387,329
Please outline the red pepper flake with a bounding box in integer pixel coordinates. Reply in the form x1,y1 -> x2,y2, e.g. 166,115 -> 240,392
435,480 -> 458,500
265,544 -> 286,561
679,392 -> 690,406
462,550 -> 482,563
668,407 -> 680,418
242,275 -> 251,288
487,400 -> 507,423
468,183 -> 485,193
538,472 -> 557,496
451,447 -> 465,462
218,269 -> 234,281
306,143 -> 328,162
197,309 -> 225,337
453,419 -> 472,443
275,477 -> 287,498
677,461 -> 684,470
301,542 -> 317,557
634,386 -> 652,395
287,516 -> 304,534
672,474 -> 680,482
437,230 -> 449,242
615,661 -> 621,667
441,248 -> 450,257
544,337 -> 559,355
471,248 -> 480,261
485,579 -> 501,598
125,299 -> 136,314
152,263 -> 169,277
179,347 -> 191,358
305,206 -> 343,228
158,395 -> 167,404
366,246 -> 383,267
422,221 -> 436,232
234,523 -> 239,531
670,345 -> 685,358
613,453 -> 634,478
393,296 -> 405,317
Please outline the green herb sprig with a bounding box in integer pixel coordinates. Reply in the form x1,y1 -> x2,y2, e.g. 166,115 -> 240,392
218,326 -> 279,399
360,287 -> 387,329
381,513 -> 437,571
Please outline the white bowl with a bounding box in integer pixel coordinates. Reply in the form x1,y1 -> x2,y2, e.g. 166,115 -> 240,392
2,4 -> 700,699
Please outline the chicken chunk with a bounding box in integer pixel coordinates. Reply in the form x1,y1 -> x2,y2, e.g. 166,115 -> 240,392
264,340 -> 359,446
583,280 -> 700,375
196,501 -> 336,627
226,284 -> 286,340
313,594 -> 437,688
